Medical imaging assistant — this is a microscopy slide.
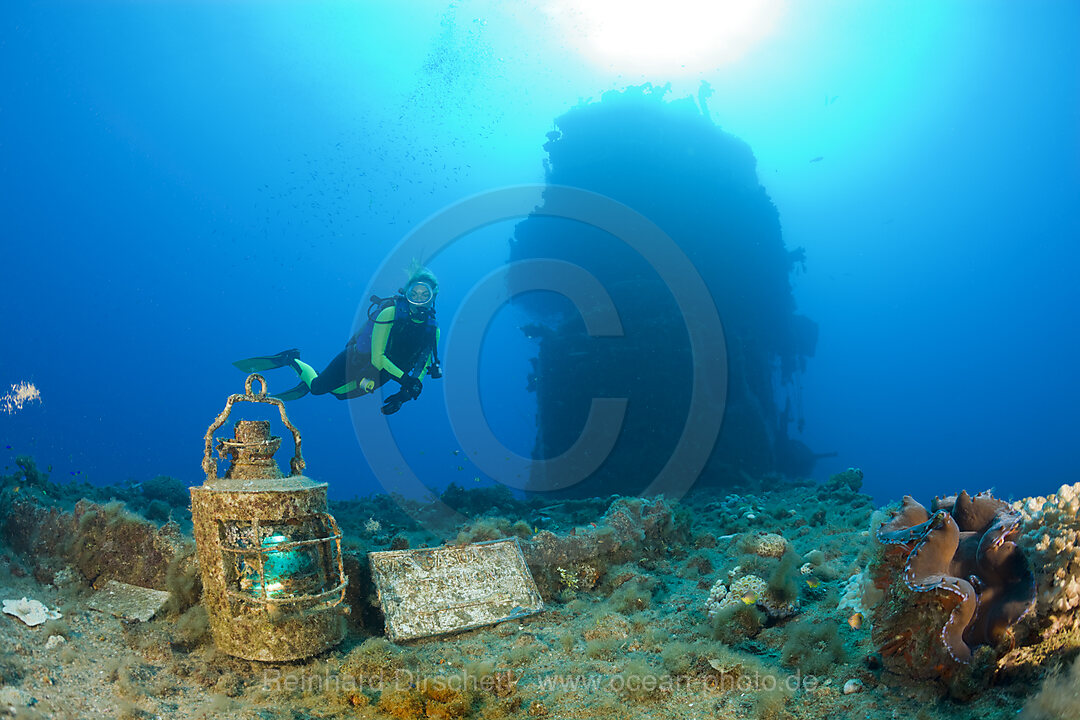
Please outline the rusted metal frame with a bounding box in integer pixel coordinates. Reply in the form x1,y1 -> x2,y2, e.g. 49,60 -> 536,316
252,518 -> 269,604
202,373 -> 305,481
224,583 -> 348,607
218,534 -> 343,553
223,513 -> 348,610
324,513 -> 348,607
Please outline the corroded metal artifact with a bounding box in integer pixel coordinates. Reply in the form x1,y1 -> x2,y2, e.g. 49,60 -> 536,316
369,538 -> 544,642
191,374 -> 348,661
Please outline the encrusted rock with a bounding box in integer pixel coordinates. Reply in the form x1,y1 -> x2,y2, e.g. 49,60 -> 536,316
524,496 -> 687,598
582,613 -> 632,642
1,496 -> 194,591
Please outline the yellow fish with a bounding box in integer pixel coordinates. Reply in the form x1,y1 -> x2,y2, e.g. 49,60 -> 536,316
848,612 -> 863,630
806,578 -> 820,589
741,592 -> 758,605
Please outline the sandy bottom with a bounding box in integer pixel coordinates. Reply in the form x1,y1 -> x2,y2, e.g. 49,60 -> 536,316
0,485 -> 1040,720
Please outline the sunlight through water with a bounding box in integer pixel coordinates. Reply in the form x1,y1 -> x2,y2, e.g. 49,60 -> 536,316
545,0 -> 787,75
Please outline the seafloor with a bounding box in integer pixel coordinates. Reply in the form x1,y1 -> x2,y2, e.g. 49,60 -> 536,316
1,458 -> 1077,720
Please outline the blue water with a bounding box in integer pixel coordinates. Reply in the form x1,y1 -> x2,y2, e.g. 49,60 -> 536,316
2,0 -> 1077,506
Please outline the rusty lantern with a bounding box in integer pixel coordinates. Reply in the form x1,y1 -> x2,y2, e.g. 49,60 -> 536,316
190,374 -> 348,662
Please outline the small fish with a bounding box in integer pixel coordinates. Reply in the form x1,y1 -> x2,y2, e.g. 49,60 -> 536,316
452,449 -> 461,456
810,156 -> 824,163
806,578 -> 821,589
456,466 -> 464,471
741,592 -> 758,605
848,612 -> 864,630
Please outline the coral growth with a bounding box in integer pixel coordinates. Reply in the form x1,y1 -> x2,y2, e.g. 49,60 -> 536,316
1,597 -> 61,626
750,532 -> 789,558
705,569 -> 798,625
1017,483 -> 1080,617
706,575 -> 767,619
997,482 -> 1080,676
837,570 -> 882,617
870,491 -> 1035,686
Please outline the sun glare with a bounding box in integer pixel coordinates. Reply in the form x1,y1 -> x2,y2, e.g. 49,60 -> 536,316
546,0 -> 786,76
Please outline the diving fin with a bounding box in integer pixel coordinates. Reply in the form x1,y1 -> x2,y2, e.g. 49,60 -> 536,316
232,348 -> 301,373
272,381 -> 311,402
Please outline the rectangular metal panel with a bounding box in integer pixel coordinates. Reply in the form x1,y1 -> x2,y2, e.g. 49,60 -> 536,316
369,538 -> 544,642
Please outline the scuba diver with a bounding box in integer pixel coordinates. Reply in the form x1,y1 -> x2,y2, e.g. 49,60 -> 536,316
233,265 -> 442,415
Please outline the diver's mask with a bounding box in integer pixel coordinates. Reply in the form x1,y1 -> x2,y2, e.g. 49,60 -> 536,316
404,281 -> 435,317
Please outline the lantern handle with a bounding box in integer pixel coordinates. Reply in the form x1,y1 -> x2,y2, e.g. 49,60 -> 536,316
202,373 -> 305,481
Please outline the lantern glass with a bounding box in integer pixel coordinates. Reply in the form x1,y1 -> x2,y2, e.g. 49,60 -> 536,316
218,516 -> 340,606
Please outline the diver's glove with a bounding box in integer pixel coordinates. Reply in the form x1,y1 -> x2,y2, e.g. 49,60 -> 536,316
380,389 -> 409,415
428,362 -> 443,379
381,375 -> 421,414
399,374 -> 422,399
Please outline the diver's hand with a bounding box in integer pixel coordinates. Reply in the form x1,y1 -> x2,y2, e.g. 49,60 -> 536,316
399,374 -> 422,399
381,390 -> 407,415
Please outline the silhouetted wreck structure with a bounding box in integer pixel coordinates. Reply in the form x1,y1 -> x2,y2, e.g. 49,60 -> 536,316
509,85 -> 819,497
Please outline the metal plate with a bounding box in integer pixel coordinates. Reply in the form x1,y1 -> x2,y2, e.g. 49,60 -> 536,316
88,580 -> 172,622
369,538 -> 544,642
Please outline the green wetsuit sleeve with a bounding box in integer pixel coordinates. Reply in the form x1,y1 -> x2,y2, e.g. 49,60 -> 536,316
417,326 -> 440,380
371,306 -> 407,379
